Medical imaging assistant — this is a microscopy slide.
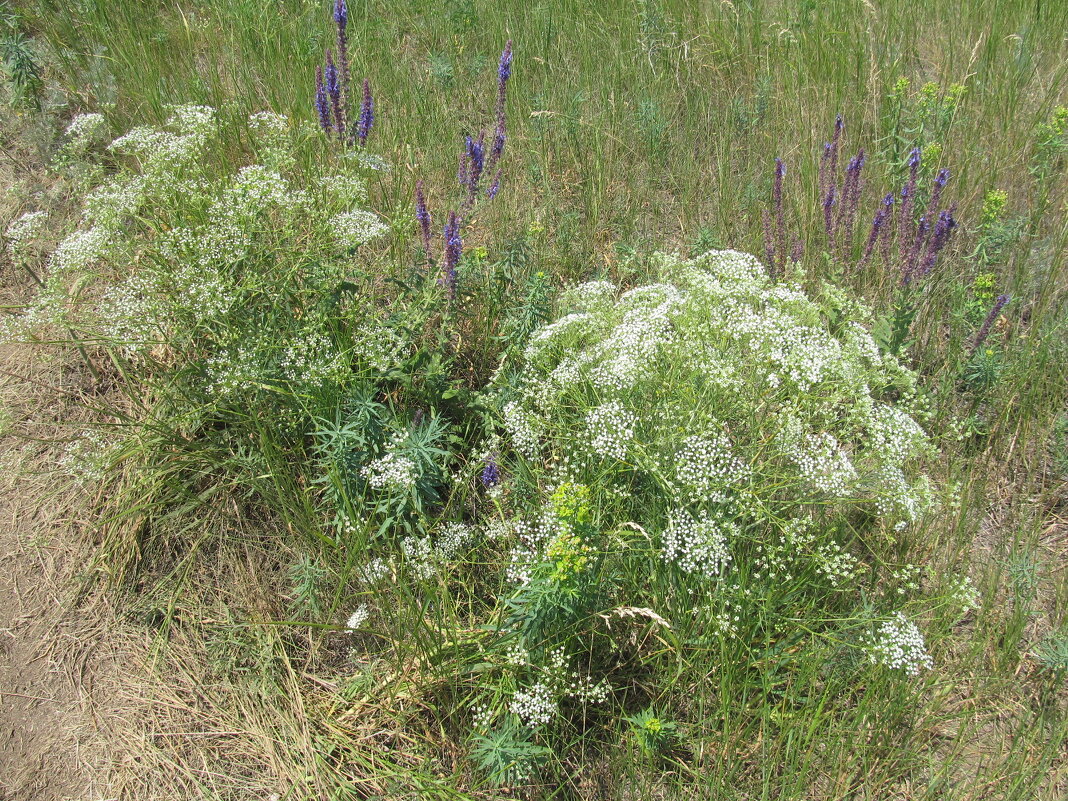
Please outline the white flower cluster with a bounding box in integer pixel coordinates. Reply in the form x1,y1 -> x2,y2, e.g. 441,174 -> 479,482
662,509 -> 734,579
81,176 -> 146,229
279,332 -> 346,389
867,611 -> 934,676
815,541 -> 859,587
247,111 -> 292,171
509,646 -> 610,729
50,227 -> 109,274
510,681 -> 556,727
400,523 -> 474,580
503,401 -> 542,460
4,211 -> 47,258
781,428 -> 858,498
331,210 -> 389,249
674,433 -> 749,503
361,452 -> 418,492
59,428 -> 114,486
205,345 -> 265,399
64,113 -> 106,150
356,557 -> 391,585
505,510 -> 566,585
346,605 -> 370,631
110,105 -> 215,177
947,574 -> 981,615
319,172 -> 368,208
585,400 -> 636,460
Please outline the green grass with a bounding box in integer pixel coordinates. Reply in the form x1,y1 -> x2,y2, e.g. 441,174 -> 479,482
2,0 -> 1067,799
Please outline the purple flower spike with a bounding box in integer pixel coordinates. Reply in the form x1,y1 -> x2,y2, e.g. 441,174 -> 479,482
879,192 -> 896,266
415,181 -> 433,262
930,167 -> 950,212
442,211 -> 462,299
762,209 -> 775,274
481,456 -> 501,488
918,207 -> 957,277
315,66 -> 331,133
325,50 -> 344,140
357,78 -> 373,146
822,186 -> 837,246
902,213 -> 929,286
334,0 -> 350,130
487,169 -> 501,199
860,206 -> 886,268
498,41 -> 513,85
971,294 -> 1009,356
840,148 -> 866,257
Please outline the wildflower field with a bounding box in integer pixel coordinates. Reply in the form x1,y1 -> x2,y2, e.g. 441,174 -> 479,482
0,0 -> 1066,798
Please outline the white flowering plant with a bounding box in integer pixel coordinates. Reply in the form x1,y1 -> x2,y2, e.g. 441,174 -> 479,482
466,249 -> 947,761
6,105 -> 470,566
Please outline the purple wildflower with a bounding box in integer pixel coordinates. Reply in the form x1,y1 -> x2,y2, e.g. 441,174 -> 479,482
463,132 -> 486,207
818,142 -> 832,199
325,50 -> 344,140
442,211 -> 462,299
971,294 -> 1009,356
879,192 -> 896,266
839,148 -> 866,257
762,210 -> 775,273
315,66 -> 331,133
480,456 -> 501,488
487,169 -> 501,199
930,167 -> 950,212
487,41 -> 513,177
790,235 -> 804,264
357,78 -> 373,146
334,0 -> 350,135
902,213 -> 929,286
829,115 -> 844,181
860,205 -> 887,267
822,187 -> 837,246
918,207 -> 957,277
415,181 -> 433,262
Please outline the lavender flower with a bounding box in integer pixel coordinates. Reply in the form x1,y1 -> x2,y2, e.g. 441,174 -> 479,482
902,213 -> 929,286
971,294 -> 1009,356
762,210 -> 775,274
325,50 -> 344,139
334,0 -> 350,134
839,148 -> 866,257
879,192 -> 896,267
860,205 -> 887,267
818,141 -> 832,199
822,187 -> 837,245
333,0 -> 347,28
442,211 -> 462,299
487,41 -> 513,178
463,132 -> 486,207
930,167 -> 950,212
315,66 -> 331,133
415,180 -> 433,262
899,147 -> 921,232
357,78 -> 373,146
481,456 -> 502,488
498,40 -> 513,85
917,207 -> 956,277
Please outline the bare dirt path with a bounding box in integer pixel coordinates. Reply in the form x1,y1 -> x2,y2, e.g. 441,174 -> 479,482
0,339 -> 136,801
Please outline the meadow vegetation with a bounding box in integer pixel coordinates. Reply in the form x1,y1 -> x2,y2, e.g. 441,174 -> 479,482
1,0 -> 1067,798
